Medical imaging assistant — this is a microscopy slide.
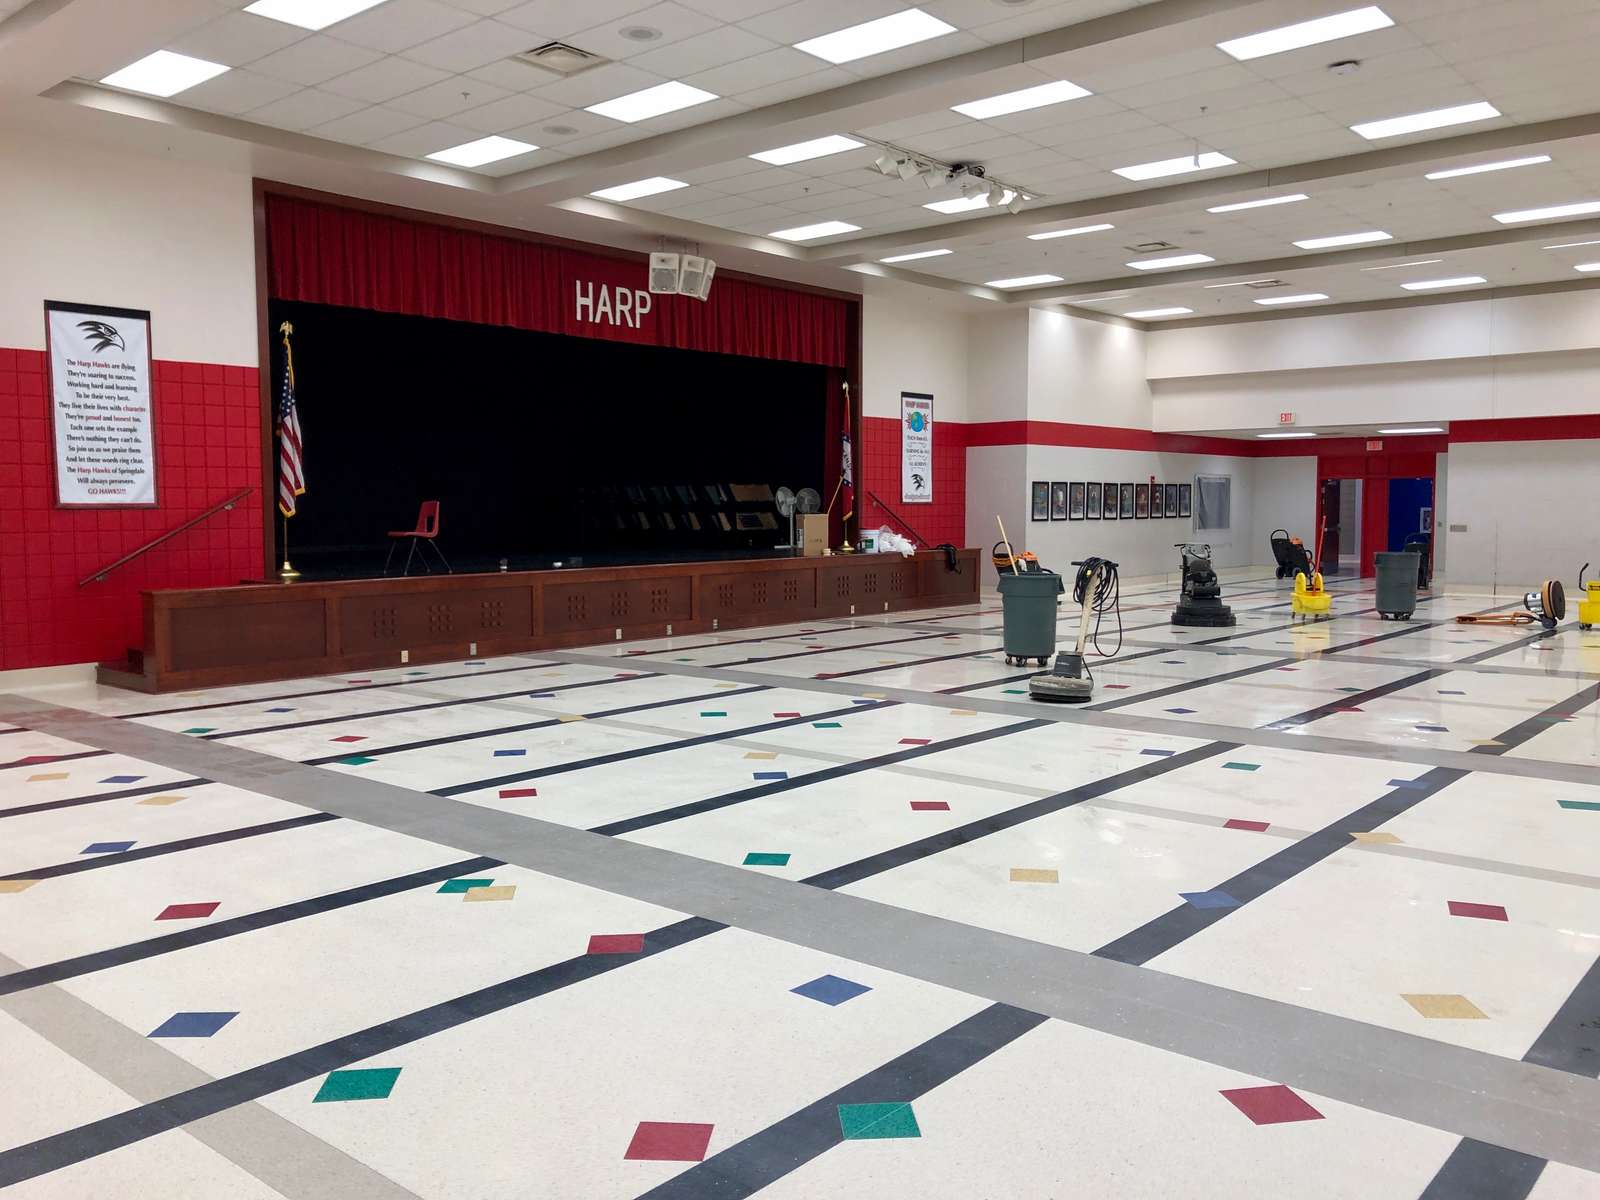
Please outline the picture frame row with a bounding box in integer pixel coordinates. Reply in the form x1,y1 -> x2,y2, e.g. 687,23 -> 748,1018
1031,481 -> 1191,521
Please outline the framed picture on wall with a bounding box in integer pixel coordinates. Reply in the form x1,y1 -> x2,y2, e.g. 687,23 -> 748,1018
1031,481 -> 1050,521
1134,483 -> 1150,518
1103,481 -> 1119,520
1150,484 -> 1164,518
1050,481 -> 1069,520
1085,482 -> 1102,519
1068,482 -> 1086,519
1119,483 -> 1135,519
1165,483 -> 1180,516
1178,483 -> 1192,517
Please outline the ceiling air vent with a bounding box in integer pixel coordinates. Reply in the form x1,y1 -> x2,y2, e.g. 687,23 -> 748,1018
1246,279 -> 1289,289
512,42 -> 608,77
1124,240 -> 1178,253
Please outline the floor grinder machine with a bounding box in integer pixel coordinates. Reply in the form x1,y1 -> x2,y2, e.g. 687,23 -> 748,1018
1171,542 -> 1235,627
1031,557 -> 1121,703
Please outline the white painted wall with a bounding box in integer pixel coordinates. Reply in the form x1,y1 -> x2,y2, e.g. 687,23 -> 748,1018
1027,307 -> 1151,427
1249,457 -> 1318,570
860,278 -> 970,422
1439,440 -> 1599,591
0,128 -> 257,365
967,445 -> 1029,562
966,309 -> 1030,423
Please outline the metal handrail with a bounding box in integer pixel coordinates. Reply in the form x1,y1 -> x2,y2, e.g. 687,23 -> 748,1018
77,488 -> 255,586
865,489 -> 933,547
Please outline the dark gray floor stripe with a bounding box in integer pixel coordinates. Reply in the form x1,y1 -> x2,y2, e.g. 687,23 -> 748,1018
0,855 -> 499,995
1418,1140 -> 1548,1200
802,740 -> 1238,891
0,777 -> 212,820
636,1002 -> 1047,1199
0,916 -> 725,1189
591,719 -> 1052,837
1,812 -> 337,881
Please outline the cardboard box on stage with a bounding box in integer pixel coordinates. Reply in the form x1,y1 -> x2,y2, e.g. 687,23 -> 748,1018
797,514 -> 828,556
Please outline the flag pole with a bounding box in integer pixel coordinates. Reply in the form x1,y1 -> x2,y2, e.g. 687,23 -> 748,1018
277,320 -> 301,581
840,380 -> 853,553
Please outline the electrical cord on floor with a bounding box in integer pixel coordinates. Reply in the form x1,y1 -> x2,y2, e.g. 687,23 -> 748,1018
1071,556 -> 1123,659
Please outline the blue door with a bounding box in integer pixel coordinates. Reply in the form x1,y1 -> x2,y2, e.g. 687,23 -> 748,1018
1386,477 -> 1433,551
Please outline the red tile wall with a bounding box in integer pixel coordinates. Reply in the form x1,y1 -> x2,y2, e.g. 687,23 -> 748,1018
859,414 -> 967,547
0,348 -> 264,671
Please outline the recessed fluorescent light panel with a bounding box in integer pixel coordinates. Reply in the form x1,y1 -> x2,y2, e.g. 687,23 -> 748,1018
1575,262 -> 1600,272
1204,279 -> 1279,288
1545,239 -> 1600,249
1399,275 -> 1487,290
769,220 -> 861,241
985,274 -> 1064,288
1494,200 -> 1600,224
589,176 -> 686,202
1125,307 -> 1193,319
1425,155 -> 1550,180
1217,6 -> 1393,60
1350,100 -> 1499,140
1028,224 -> 1114,241
952,79 -> 1090,119
1361,259 -> 1443,271
1206,193 -> 1308,213
1257,431 -> 1316,439
1113,151 -> 1235,181
100,50 -> 228,97
1127,252 -> 1215,270
586,81 -> 717,123
794,8 -> 956,64
1255,293 -> 1329,305
1378,427 -> 1444,434
749,135 -> 862,165
1293,230 -> 1391,249
242,0 -> 387,30
426,136 -> 538,167
924,190 -> 1015,214
880,248 -> 952,263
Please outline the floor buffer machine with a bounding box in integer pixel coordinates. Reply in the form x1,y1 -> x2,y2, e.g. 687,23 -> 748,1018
1171,542 -> 1235,627
1030,556 -> 1122,703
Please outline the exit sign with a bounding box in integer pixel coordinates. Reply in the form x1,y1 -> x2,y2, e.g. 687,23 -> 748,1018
1278,411 -> 1295,425
1366,439 -> 1384,451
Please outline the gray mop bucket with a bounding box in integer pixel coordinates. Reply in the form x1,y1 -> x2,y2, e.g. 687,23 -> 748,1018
1375,551 -> 1420,619
998,571 -> 1061,665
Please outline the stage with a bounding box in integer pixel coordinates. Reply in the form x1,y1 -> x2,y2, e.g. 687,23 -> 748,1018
101,549 -> 981,692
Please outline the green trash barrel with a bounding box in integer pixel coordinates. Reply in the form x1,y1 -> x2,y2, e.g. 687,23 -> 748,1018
997,571 -> 1062,664
1374,551 -> 1420,619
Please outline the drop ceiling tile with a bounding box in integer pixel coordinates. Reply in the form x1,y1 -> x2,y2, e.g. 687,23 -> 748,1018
740,0 -> 905,45
247,87 -> 370,132
497,0 -> 660,40
449,0 -> 526,12
677,0 -> 790,19
683,45 -> 824,94
250,35 -> 385,86
732,64 -> 852,107
400,17 -> 536,72
569,2 -> 725,61
178,68 -> 302,116
504,107 -> 628,144
453,89 -> 566,132
169,11 -> 309,66
526,60 -> 664,107
1072,47 -> 1235,95
547,125 -> 652,154
969,0 -> 1143,43
627,23 -> 777,77
307,103 -> 427,144
463,58 -> 550,89
322,56 -> 454,103
367,118 -> 482,157
329,0 -> 477,53
834,29 -> 983,78
388,74 -> 514,119
676,157 -> 772,183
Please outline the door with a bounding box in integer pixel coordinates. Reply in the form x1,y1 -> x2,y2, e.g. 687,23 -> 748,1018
1387,477 -> 1434,550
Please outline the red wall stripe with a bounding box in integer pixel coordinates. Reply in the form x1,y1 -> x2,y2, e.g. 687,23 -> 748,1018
1448,414 -> 1600,443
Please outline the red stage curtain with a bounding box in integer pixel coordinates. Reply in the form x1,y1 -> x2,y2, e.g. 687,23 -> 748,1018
265,194 -> 849,368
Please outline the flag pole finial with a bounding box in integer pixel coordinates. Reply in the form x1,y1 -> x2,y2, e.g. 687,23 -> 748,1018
278,320 -> 293,335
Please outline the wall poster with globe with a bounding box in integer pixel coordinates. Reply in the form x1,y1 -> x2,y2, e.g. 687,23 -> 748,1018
901,391 -> 933,504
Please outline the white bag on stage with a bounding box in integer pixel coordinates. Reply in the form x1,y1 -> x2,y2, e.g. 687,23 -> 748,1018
875,528 -> 916,556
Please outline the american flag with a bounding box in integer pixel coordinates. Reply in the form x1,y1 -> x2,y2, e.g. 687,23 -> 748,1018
840,384 -> 854,523
276,322 -> 305,517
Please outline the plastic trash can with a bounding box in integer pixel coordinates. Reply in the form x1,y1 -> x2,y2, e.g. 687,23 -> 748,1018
998,571 -> 1061,665
1374,551 -> 1420,620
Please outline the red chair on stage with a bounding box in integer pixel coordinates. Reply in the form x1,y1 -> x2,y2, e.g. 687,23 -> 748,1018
384,500 -> 451,576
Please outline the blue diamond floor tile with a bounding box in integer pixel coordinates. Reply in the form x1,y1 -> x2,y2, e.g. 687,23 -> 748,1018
148,1011 -> 238,1038
1416,724 -> 1449,733
265,707 -> 295,713
81,841 -> 135,854
1141,748 -> 1175,757
99,775 -> 144,784
753,771 -> 788,780
791,974 -> 872,1006
1166,707 -> 1197,715
1181,890 -> 1241,910
493,749 -> 526,757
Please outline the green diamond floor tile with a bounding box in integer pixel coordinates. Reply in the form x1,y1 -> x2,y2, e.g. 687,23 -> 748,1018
312,1067 -> 401,1103
838,1102 -> 921,1141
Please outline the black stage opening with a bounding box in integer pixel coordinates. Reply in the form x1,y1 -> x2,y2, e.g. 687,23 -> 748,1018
268,300 -> 832,579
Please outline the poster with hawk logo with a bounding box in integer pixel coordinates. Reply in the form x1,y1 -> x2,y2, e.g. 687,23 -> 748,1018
46,301 -> 156,507
901,391 -> 933,505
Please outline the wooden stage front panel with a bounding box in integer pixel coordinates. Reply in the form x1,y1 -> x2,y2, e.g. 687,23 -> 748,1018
105,549 -> 981,692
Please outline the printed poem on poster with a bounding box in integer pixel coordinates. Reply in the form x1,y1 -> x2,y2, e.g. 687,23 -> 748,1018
48,305 -> 155,505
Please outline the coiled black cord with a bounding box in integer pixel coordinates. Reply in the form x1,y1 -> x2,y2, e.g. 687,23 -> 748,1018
1071,557 -> 1123,659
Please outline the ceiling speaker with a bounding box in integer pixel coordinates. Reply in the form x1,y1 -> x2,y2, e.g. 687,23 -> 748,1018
679,255 -> 716,300
648,252 -> 681,294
